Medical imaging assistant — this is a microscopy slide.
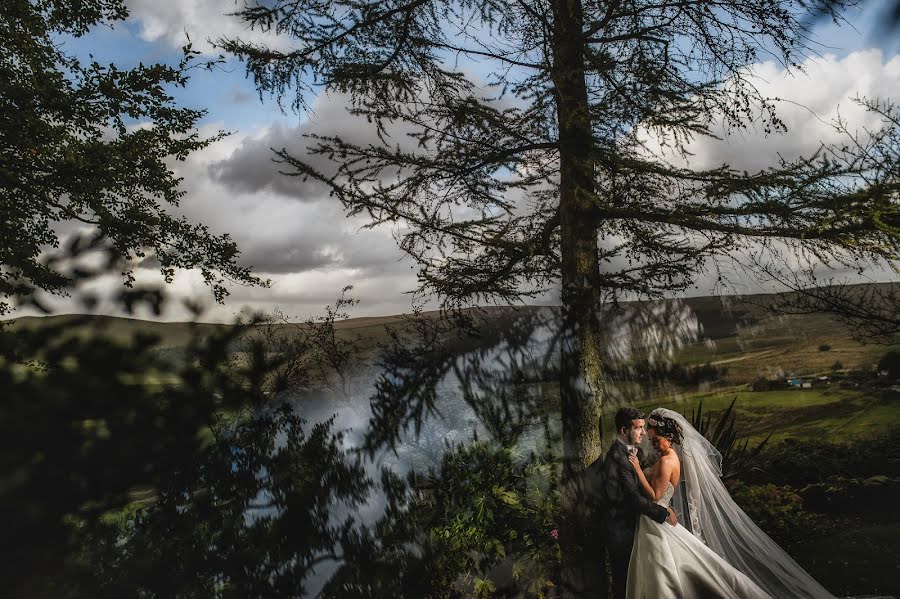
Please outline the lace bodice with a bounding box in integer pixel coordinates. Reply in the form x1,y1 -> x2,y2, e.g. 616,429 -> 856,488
656,482 -> 675,508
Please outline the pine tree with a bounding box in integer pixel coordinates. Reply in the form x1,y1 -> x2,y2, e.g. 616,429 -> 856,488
221,0 -> 899,593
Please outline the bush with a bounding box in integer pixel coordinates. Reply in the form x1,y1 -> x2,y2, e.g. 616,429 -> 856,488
751,378 -> 789,392
727,481 -> 821,546
799,475 -> 898,514
738,436 -> 899,487
610,360 -> 728,386
412,443 -> 562,596
690,398 -> 770,479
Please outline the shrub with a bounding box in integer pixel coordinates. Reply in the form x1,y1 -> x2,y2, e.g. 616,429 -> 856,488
751,378 -> 789,392
411,443 -> 562,596
738,436 -> 898,487
727,481 -> 821,547
800,475 -> 898,514
690,398 -> 770,479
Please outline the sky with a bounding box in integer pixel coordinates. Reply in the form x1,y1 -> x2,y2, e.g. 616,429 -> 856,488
19,0 -> 900,322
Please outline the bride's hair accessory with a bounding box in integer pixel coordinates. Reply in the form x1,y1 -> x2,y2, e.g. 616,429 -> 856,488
647,411 -> 684,444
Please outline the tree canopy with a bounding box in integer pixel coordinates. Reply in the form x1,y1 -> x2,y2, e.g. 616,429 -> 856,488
0,0 -> 265,314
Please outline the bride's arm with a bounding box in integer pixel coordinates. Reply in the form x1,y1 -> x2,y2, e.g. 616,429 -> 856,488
627,454 -> 655,499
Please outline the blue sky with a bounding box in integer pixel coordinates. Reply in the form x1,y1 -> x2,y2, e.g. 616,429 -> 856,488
64,0 -> 899,133
62,18 -> 289,132
69,1 -> 895,121
32,0 -> 900,322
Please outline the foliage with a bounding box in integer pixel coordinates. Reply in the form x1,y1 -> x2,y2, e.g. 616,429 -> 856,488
751,377 -> 790,392
607,360 -> 726,387
689,398 -> 770,479
86,413 -> 565,597
0,0 -> 265,313
82,405 -> 376,598
408,443 -> 561,596
0,308 -> 255,595
236,285 -> 370,399
799,475 -> 898,515
738,435 -> 900,487
0,260 -> 568,597
0,256 -> 378,597
726,481 -> 822,547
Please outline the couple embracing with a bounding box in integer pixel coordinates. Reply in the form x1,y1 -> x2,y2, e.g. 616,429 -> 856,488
595,406 -> 836,599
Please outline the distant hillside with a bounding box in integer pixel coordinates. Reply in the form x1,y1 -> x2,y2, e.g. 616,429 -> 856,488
4,284 -> 897,382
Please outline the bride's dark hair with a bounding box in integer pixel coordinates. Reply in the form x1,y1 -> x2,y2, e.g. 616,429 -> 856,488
647,411 -> 684,444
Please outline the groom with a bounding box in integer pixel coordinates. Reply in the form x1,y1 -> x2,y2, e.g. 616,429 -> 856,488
597,407 -> 677,599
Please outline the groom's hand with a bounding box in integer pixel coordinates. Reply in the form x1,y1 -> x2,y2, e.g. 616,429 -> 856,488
666,507 -> 677,527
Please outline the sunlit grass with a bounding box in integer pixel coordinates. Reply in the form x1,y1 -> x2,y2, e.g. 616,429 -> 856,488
594,388 -> 899,447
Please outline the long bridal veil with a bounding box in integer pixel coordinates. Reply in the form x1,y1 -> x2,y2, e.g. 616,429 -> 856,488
655,407 -> 836,599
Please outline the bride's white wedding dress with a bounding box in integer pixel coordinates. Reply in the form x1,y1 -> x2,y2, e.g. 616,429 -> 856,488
625,481 -> 772,599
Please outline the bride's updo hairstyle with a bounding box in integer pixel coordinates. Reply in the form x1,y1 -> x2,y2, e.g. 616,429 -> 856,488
647,410 -> 684,445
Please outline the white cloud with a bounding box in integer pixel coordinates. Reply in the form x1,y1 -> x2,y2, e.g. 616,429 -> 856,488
643,50 -> 900,171
7,111 -> 424,322
9,37 -> 898,323
125,0 -> 291,53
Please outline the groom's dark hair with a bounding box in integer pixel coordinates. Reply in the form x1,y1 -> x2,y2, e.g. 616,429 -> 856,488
614,407 -> 644,433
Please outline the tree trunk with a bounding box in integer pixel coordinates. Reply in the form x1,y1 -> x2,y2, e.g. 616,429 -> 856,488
552,0 -> 606,597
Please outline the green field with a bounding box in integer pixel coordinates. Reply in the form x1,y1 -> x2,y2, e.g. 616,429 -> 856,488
628,388 -> 895,443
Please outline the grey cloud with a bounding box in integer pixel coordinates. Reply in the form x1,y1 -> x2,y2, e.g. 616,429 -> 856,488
235,218 -> 406,276
208,122 -> 330,200
208,93 -> 408,200
172,144 -> 411,278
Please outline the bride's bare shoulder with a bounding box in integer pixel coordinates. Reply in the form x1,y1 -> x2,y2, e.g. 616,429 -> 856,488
654,452 -> 678,473
659,451 -> 681,475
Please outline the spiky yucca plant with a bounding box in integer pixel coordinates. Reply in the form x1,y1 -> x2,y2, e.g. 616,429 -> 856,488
690,398 -> 770,480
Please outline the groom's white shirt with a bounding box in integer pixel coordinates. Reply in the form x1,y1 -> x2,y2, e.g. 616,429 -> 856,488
616,438 -> 635,454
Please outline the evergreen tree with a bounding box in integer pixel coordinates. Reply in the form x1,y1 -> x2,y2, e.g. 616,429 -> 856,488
221,0 -> 899,594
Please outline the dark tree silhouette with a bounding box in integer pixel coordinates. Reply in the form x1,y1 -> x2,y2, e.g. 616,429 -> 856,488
0,0 -> 266,314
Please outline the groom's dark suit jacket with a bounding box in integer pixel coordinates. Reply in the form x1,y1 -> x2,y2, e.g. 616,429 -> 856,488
596,440 -> 669,557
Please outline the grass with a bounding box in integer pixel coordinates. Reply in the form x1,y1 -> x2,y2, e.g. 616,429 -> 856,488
609,388 -> 899,444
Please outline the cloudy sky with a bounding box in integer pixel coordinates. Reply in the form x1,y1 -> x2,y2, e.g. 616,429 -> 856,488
21,0 -> 900,322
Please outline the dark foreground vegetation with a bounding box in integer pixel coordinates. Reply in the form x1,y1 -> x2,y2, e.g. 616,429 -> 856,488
3,292 -> 899,598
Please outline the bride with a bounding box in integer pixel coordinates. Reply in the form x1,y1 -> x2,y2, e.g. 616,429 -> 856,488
625,408 -> 836,599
